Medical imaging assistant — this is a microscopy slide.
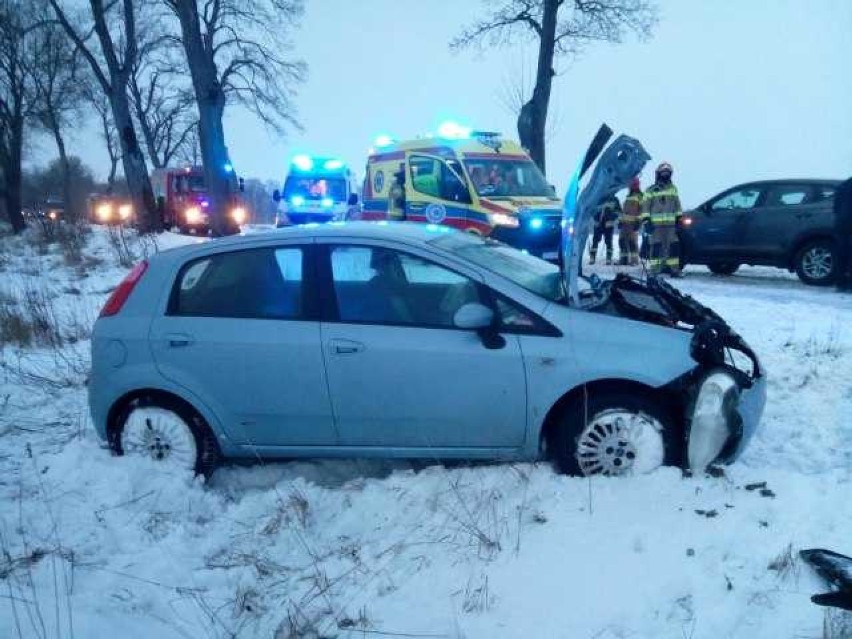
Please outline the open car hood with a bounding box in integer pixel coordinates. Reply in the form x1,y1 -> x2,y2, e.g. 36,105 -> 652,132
560,127 -> 650,306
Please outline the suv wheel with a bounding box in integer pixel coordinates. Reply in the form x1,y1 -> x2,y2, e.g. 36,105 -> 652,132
795,240 -> 836,286
114,397 -> 221,477
549,390 -> 680,477
708,262 -> 740,276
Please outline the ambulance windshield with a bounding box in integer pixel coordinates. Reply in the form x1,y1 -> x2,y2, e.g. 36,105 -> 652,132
463,158 -> 553,198
175,174 -> 206,193
284,177 -> 347,202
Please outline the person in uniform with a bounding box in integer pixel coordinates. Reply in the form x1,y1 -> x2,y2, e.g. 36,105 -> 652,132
619,177 -> 643,266
642,162 -> 683,276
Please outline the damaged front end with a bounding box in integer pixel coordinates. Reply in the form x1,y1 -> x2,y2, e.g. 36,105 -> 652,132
599,273 -> 766,472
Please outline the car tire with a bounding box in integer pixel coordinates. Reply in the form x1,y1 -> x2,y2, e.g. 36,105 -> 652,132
707,262 -> 740,276
549,390 -> 681,477
795,239 -> 837,286
112,396 -> 221,478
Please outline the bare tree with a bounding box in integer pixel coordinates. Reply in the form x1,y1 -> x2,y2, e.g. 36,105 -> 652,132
29,18 -> 88,222
48,0 -> 160,231
166,0 -> 306,235
0,0 -> 40,233
84,83 -> 121,189
172,119 -> 201,167
453,0 -> 658,175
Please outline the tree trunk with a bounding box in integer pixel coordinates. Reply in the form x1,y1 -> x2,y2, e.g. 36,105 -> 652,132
110,90 -> 159,232
2,119 -> 26,233
171,0 -> 237,236
517,0 -> 559,176
49,114 -> 74,222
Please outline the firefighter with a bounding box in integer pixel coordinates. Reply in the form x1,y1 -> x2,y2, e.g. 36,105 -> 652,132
642,162 -> 683,276
387,164 -> 407,221
835,176 -> 852,292
619,177 -> 643,266
589,194 -> 621,265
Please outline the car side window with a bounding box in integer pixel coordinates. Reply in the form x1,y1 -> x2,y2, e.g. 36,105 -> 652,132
409,155 -> 471,204
813,185 -> 836,202
330,246 -> 482,328
765,184 -> 811,207
171,247 -> 304,319
710,188 -> 762,211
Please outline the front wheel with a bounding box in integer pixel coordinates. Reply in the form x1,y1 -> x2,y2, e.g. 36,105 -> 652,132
708,262 -> 740,276
795,240 -> 837,286
549,390 -> 680,477
114,398 -> 221,477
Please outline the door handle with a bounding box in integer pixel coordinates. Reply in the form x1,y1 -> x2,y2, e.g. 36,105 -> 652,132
329,339 -> 365,355
165,333 -> 193,348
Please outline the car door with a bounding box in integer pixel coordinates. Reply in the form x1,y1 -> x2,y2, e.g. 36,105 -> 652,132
741,183 -> 813,260
149,243 -> 337,448
406,154 -> 478,230
689,185 -> 765,260
318,241 -> 527,449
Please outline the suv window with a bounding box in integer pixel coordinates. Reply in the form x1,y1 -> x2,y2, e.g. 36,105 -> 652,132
330,246 -> 481,327
409,155 -> 471,203
765,184 -> 811,207
812,184 -> 836,203
172,247 -> 304,319
711,187 -> 762,211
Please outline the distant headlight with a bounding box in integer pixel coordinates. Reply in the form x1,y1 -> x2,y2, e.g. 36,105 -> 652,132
185,206 -> 203,224
688,371 -> 740,473
231,206 -> 247,224
118,204 -> 132,220
96,203 -> 112,221
490,213 -> 519,228
529,217 -> 544,230
321,197 -> 334,208
48,210 -> 58,220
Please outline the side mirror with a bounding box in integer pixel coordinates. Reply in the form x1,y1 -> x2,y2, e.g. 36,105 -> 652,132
348,193 -> 359,206
548,184 -> 557,197
454,303 -> 494,329
272,189 -> 281,202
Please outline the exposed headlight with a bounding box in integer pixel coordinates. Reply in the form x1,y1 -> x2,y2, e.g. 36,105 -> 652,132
185,206 -> 203,224
231,206 -> 247,224
96,203 -> 112,221
490,213 -> 519,228
118,204 -> 132,220
688,371 -> 740,472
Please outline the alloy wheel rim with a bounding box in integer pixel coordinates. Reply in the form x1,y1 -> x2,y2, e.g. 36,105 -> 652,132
576,409 -> 665,476
803,248 -> 832,280
121,407 -> 197,472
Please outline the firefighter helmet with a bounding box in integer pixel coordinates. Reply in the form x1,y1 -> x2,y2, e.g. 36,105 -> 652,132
655,162 -> 673,177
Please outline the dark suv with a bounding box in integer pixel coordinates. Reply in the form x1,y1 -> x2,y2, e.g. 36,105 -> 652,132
679,179 -> 842,285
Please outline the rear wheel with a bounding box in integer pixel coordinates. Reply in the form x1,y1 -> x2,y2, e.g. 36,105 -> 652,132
707,262 -> 740,276
549,390 -> 680,477
113,397 -> 220,477
795,239 -> 837,286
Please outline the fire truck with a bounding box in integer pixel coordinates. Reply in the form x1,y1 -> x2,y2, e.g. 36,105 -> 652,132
150,166 -> 246,233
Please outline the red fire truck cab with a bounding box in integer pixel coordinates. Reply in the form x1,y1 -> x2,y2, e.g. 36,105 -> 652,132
151,166 -> 246,233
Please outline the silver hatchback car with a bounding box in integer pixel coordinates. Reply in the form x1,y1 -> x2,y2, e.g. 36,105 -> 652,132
89,221 -> 766,478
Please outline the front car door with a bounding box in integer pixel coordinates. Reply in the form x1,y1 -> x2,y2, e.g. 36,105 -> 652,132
688,185 -> 765,261
406,154 -> 488,233
149,243 -> 337,449
317,240 -> 527,451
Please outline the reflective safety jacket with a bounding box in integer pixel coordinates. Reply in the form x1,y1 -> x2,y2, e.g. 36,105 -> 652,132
642,183 -> 682,226
622,192 -> 643,226
593,195 -> 622,229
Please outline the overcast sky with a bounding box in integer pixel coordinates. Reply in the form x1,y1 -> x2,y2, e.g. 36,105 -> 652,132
45,0 -> 852,206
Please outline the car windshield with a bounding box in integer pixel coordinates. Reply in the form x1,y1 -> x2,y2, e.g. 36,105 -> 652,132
431,233 -> 565,303
176,175 -> 206,193
463,158 -> 553,198
284,177 -> 347,201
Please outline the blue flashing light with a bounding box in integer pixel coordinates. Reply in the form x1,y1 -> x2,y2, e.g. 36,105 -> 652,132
530,218 -> 544,230
321,197 -> 334,208
290,195 -> 305,207
521,249 -> 530,255
292,155 -> 313,171
374,135 -> 394,148
437,121 -> 471,140
324,159 -> 344,170
223,162 -> 233,173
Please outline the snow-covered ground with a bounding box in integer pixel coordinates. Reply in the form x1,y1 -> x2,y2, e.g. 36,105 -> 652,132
1,224 -> 850,638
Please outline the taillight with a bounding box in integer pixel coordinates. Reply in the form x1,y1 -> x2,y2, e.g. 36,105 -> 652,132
100,260 -> 148,317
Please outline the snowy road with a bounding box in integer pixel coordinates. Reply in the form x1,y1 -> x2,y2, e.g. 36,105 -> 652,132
1,227 -> 850,638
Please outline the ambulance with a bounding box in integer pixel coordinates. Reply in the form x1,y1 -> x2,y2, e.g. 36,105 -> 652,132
361,123 -> 564,259
273,156 -> 359,226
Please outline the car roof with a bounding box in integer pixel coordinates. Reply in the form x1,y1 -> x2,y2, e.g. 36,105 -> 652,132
155,222 -> 457,258
726,178 -> 842,189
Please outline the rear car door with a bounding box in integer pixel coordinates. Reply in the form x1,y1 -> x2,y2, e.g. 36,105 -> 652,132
688,185 -> 765,260
318,241 -> 527,449
742,183 -> 814,259
149,243 -> 337,448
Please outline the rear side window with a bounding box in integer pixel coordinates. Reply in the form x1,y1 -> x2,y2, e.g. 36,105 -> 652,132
171,247 -> 304,319
812,185 -> 836,202
765,184 -> 811,207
